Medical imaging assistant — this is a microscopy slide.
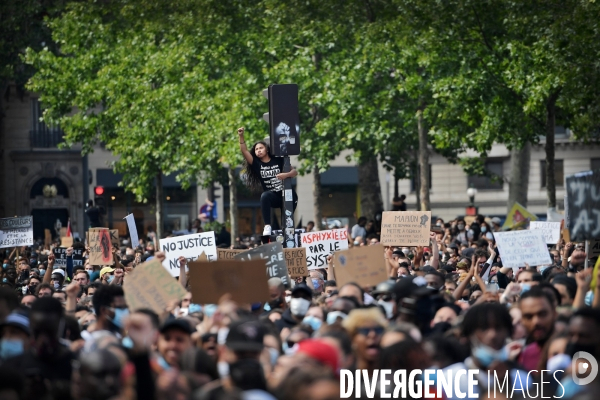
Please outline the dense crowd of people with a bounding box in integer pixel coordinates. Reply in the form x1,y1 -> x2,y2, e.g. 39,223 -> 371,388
0,213 -> 599,400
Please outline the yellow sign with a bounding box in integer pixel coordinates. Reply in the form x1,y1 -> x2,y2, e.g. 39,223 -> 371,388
503,202 -> 538,230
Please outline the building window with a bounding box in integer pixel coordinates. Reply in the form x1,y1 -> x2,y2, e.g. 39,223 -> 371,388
467,160 -> 504,190
541,160 -> 564,188
30,98 -> 64,148
591,158 -> 600,171
410,165 -> 432,192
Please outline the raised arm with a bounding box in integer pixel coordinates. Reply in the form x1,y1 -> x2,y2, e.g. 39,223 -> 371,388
429,232 -> 439,270
237,127 -> 253,164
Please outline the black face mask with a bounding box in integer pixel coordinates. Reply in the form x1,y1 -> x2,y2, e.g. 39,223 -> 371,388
566,342 -> 597,359
229,359 -> 267,391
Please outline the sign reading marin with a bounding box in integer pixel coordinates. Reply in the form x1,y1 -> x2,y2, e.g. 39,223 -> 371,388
267,84 -> 300,157
566,170 -> 600,241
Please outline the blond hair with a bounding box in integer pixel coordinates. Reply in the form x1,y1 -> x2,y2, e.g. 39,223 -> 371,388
342,308 -> 389,337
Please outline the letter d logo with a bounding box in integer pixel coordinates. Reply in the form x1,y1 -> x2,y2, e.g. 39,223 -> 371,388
572,351 -> 598,385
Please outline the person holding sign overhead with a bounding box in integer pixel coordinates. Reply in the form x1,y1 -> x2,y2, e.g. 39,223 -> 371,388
237,127 -> 298,236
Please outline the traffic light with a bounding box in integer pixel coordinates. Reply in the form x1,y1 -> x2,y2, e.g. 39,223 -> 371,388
94,186 -> 106,214
262,84 -> 300,157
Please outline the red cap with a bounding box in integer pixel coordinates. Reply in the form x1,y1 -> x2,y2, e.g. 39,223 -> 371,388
296,339 -> 340,375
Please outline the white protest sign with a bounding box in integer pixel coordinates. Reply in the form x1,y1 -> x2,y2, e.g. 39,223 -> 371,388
0,216 -> 34,249
493,230 -> 552,272
123,213 -> 139,247
300,228 -> 349,270
529,221 -> 561,244
159,231 -> 217,277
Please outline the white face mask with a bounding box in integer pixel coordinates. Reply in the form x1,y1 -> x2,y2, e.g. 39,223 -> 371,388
285,296 -> 291,304
378,299 -> 395,319
290,297 -> 311,317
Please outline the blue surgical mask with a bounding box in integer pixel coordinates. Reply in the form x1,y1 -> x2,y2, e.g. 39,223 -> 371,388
302,315 -> 322,331
481,227 -> 487,233
267,347 -> 280,366
326,311 -> 347,325
109,307 -> 129,329
204,304 -> 218,318
472,342 -> 508,367
39,269 -> 46,276
2,263 -> 8,269
0,339 -> 24,359
311,279 -> 321,290
520,283 -> 531,294
107,275 -> 115,284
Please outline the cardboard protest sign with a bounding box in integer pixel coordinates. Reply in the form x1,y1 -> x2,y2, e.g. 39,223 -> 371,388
60,236 -> 73,247
284,248 -> 308,278
503,202 -> 538,230
110,229 -> 120,249
45,229 -> 52,246
529,221 -> 561,244
188,259 -> 270,305
333,244 -> 388,287
301,229 -> 349,269
123,259 -> 187,315
123,214 -> 139,247
217,249 -> 244,260
160,232 -> 217,277
493,230 -> 552,271
0,216 -> 33,249
235,242 -> 291,288
88,228 -> 113,265
566,170 -> 600,241
380,211 -> 431,246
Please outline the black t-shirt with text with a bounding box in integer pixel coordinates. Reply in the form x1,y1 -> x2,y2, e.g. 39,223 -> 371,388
252,155 -> 284,192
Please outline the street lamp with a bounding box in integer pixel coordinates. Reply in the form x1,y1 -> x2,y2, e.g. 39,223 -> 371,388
466,186 -> 478,216
467,186 -> 478,206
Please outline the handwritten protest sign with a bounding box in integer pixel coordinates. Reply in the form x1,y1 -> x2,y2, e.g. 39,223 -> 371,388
52,247 -> 85,268
493,230 -> 552,271
88,228 -> 113,265
160,232 -> 217,277
566,170 -> 600,241
110,229 -> 120,249
380,211 -> 431,246
217,249 -> 244,260
333,244 -> 388,287
284,248 -> 308,278
52,247 -> 69,268
188,259 -> 270,304
529,221 -> 561,244
0,216 -> 33,249
235,242 -> 291,287
123,259 -> 187,315
60,236 -> 73,247
301,229 -> 349,269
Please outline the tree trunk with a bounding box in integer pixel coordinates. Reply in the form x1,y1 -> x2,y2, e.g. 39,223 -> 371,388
545,97 -> 557,209
357,157 -> 383,221
155,173 -> 163,240
507,142 -> 531,213
313,165 -> 323,230
417,109 -> 431,211
393,169 -> 399,199
228,167 -> 239,243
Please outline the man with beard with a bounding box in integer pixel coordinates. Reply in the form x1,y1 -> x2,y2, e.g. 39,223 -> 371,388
518,287 -> 557,371
6,297 -> 75,400
265,277 -> 287,312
